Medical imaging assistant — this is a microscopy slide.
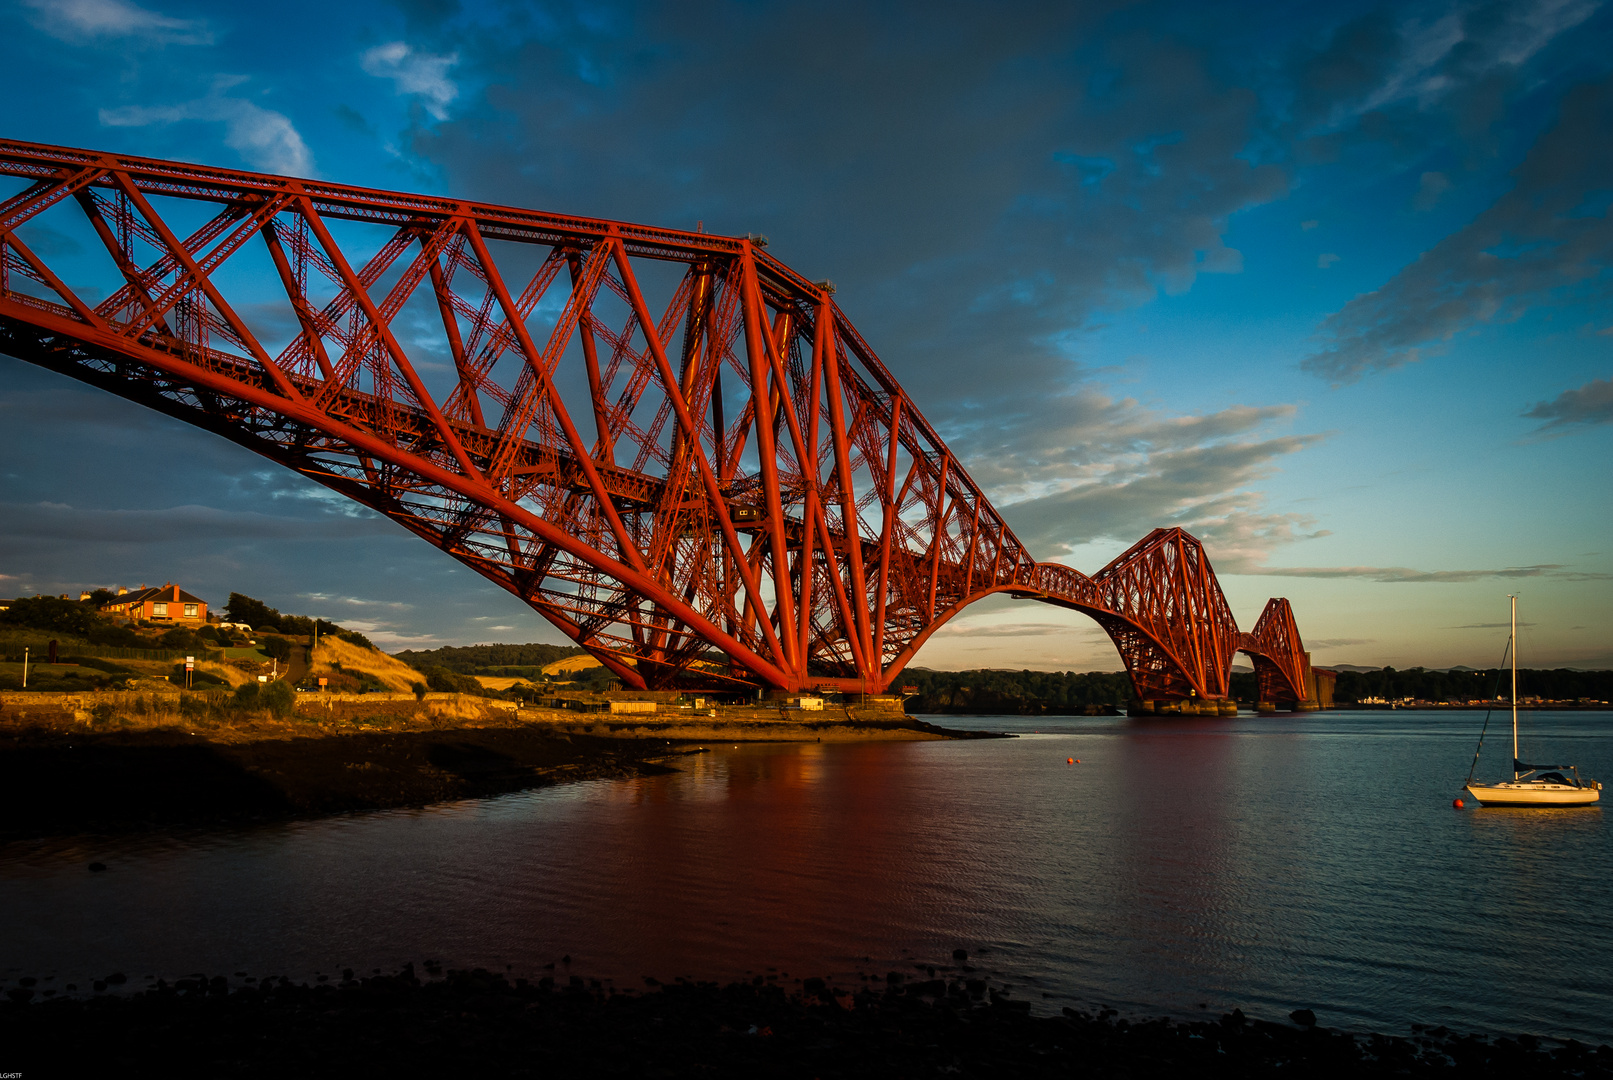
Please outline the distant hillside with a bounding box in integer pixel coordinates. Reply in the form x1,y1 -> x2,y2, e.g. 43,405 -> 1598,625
542,654 -> 603,675
1331,667 -> 1612,703
392,642 -> 586,674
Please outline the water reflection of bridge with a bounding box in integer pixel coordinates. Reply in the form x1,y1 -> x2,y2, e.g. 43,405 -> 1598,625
0,138 -> 1318,708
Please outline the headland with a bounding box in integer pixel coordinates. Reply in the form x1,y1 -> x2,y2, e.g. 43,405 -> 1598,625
0,688 -> 997,839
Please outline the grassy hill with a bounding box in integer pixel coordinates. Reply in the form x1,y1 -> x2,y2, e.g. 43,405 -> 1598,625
311,637 -> 425,694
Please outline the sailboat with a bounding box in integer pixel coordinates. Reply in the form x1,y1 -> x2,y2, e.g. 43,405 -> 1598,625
1464,596 -> 1601,808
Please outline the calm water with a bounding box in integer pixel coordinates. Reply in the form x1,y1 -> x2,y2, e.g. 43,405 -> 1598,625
2,710 -> 1610,1039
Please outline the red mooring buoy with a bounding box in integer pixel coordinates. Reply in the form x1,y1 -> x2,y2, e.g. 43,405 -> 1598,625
1067,758 -> 1074,764
1452,798 -> 1464,809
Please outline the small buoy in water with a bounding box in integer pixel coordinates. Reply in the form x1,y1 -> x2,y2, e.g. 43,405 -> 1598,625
1067,758 -> 1073,764
1075,759 -> 1081,764
1452,798 -> 1464,809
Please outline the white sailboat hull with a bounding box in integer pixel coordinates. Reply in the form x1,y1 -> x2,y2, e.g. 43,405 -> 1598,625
1464,782 -> 1601,807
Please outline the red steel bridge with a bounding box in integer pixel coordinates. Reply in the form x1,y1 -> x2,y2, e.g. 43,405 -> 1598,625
0,139 -> 1318,707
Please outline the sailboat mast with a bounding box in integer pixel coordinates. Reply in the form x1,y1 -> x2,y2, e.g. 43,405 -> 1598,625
1511,594 -> 1519,780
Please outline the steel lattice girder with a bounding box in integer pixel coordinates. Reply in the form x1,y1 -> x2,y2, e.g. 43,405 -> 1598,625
1238,598 -> 1311,704
0,137 -> 1312,700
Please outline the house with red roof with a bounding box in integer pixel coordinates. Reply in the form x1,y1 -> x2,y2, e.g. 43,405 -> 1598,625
100,583 -> 208,624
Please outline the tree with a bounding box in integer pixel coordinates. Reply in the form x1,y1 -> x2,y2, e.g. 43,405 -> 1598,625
423,666 -> 487,695
0,595 -> 96,637
261,637 -> 293,662
225,593 -> 282,631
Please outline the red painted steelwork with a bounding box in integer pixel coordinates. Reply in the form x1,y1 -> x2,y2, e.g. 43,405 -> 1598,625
1239,598 -> 1312,705
0,139 -> 1313,701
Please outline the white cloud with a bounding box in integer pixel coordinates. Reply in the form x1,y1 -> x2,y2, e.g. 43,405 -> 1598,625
100,85 -> 313,176
361,42 -> 460,121
22,0 -> 210,44
1317,252 -> 1340,268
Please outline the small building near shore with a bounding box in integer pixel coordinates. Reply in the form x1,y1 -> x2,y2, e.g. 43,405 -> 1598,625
1311,667 -> 1337,709
100,583 -> 208,624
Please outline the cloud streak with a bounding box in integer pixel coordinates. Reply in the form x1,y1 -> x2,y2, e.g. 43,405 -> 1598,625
1523,376 -> 1613,434
0,501 -> 394,544
1245,563 -> 1610,583
22,0 -> 210,45
1304,75 -> 1613,382
932,621 -> 1092,639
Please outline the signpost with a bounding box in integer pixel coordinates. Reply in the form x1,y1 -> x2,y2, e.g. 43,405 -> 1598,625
185,655 -> 195,690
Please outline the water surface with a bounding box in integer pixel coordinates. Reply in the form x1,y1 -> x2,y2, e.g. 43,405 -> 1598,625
2,709 -> 1608,1039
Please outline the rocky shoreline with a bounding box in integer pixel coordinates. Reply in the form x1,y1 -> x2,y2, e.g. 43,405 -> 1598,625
0,724 -> 679,839
2,965 -> 1607,1077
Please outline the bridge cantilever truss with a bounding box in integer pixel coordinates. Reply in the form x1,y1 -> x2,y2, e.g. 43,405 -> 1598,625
0,138 -> 1316,702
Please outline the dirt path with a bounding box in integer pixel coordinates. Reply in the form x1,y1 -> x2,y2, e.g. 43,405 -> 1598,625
283,641 -> 310,685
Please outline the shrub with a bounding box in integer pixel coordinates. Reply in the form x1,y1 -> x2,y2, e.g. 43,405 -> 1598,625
423,666 -> 486,696
338,630 -> 375,650
84,622 -> 145,648
260,680 -> 295,717
261,637 -> 293,662
0,595 -> 96,636
159,627 -> 200,650
412,682 -> 427,702
230,680 -> 295,717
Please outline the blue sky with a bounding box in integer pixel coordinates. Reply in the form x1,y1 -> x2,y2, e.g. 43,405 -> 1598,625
1,0 -> 1610,670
